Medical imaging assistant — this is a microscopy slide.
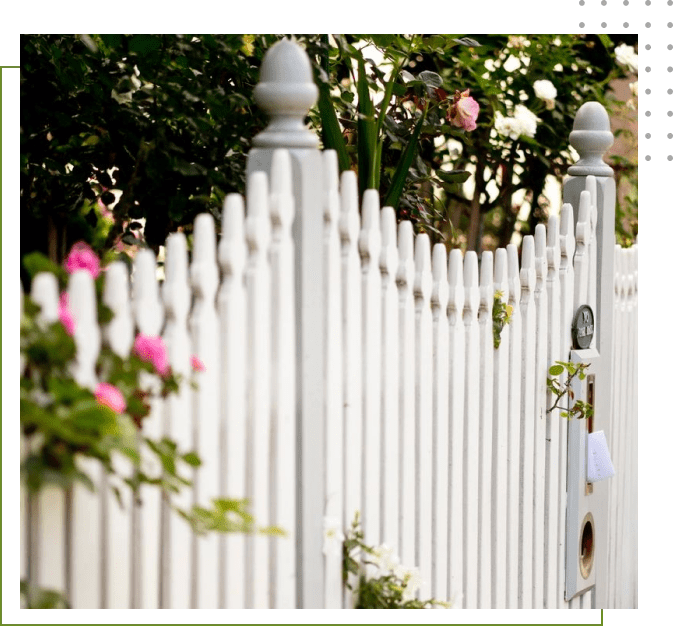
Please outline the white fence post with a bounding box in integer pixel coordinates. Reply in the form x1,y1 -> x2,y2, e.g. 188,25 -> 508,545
247,38 -> 325,608
563,102 -> 616,609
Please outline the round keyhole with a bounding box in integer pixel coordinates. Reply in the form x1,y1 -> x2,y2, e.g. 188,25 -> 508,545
579,513 -> 595,579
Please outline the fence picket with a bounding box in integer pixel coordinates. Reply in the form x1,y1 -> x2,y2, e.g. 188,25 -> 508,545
396,221 -> 416,572
544,217 -> 561,608
462,251 -> 480,608
360,190 -> 383,552
322,151 -> 344,609
190,213 -> 221,609
244,172 -> 272,608
268,150 -> 297,608
447,249 -> 465,607
131,249 -> 164,609
414,233 -> 433,596
532,225 -> 549,608
217,194 -> 248,608
380,207 -> 400,553
162,232 -> 193,609
492,248 -> 509,608
431,243 -> 449,601
557,203 -> 575,608
518,236 -> 536,608
68,270 -> 102,609
102,262 -> 134,608
339,171 -> 362,608
505,244 -> 522,609
477,251 -> 494,608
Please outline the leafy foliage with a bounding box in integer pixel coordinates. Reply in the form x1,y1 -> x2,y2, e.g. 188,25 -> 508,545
342,513 -> 449,609
547,361 -> 594,419
492,290 -> 513,349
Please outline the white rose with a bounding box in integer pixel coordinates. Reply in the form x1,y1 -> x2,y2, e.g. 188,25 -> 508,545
533,79 -> 557,109
321,516 -> 344,557
503,55 -> 521,72
494,111 -> 523,140
615,43 -> 638,73
514,104 -> 539,138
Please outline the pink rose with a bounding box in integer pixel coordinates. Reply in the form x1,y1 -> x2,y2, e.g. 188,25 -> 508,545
94,382 -> 126,414
191,355 -> 206,372
133,333 -> 169,376
448,89 -> 480,132
64,242 -> 101,278
58,292 -> 76,336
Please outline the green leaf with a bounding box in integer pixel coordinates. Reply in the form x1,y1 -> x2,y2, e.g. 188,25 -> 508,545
182,451 -> 202,467
436,169 -> 471,184
383,107 -> 427,210
22,252 -> 67,283
317,77 -> 350,172
418,70 -> 442,89
357,56 -> 377,195
548,364 -> 564,377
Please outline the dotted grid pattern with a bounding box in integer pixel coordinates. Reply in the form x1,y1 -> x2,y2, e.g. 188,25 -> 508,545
576,0 -> 673,161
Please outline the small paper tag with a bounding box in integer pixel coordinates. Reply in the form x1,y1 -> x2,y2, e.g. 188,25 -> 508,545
587,430 -> 615,483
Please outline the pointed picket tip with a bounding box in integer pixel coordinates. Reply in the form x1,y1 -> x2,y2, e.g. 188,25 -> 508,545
31,271 -> 60,322
506,244 -> 521,304
479,251 -> 494,316
103,261 -> 134,358
68,269 -> 101,387
359,189 -> 382,262
396,220 -> 415,288
322,150 -> 339,194
494,248 -> 508,294
448,248 -> 465,316
133,248 -> 164,336
246,171 -> 271,253
578,190 -> 591,225
193,213 -> 217,265
534,224 -> 548,284
219,194 -> 247,277
547,215 -> 560,272
464,250 -> 479,288
413,233 -> 432,300
339,170 -> 360,243
431,243 -> 449,310
164,231 -> 189,284
520,235 -> 535,291
379,207 -> 399,276
271,149 -> 292,196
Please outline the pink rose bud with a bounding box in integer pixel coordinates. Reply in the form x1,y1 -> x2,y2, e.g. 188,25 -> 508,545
448,89 -> 480,132
94,382 -> 126,414
58,292 -> 76,336
64,242 -> 101,278
191,355 -> 206,372
133,333 -> 170,376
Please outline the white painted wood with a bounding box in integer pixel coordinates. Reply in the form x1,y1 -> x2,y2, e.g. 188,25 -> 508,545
190,212 -> 220,609
359,189 -> 383,552
380,206 -> 400,553
477,251 -> 494,608
430,243 -> 449,602
131,248 -> 164,609
396,221 -> 416,572
68,269 -> 102,609
532,225 -> 548,608
558,203 -> 575,609
217,194 -> 248,608
162,232 -> 193,609
585,176 -> 598,341
339,170 -> 362,608
446,248 -> 465,607
462,250 -> 480,608
573,192 -> 591,310
102,262 -> 134,609
321,150 -> 343,609
505,244 -> 522,609
413,233 -> 433,597
544,217 -> 561,609
244,171 -> 272,608
30,274 -> 67,600
268,150 -> 297,609
518,236 -> 536,608
491,248 -> 509,609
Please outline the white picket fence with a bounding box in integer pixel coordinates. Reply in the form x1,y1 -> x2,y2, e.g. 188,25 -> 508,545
20,39 -> 637,609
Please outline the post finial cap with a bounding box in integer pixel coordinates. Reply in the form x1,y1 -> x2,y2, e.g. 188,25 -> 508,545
568,102 -> 614,177
252,39 -> 319,149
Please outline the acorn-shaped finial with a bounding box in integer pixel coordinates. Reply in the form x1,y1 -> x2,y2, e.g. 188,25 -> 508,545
252,39 -> 319,149
567,102 -> 614,177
